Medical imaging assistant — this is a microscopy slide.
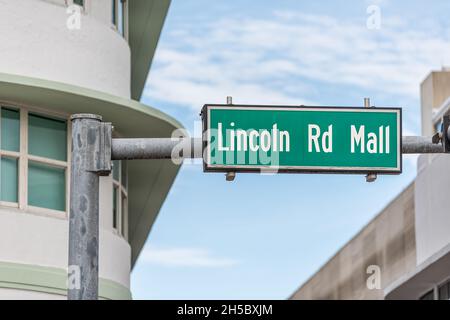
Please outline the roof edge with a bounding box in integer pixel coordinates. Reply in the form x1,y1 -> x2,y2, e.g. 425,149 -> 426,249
0,72 -> 183,130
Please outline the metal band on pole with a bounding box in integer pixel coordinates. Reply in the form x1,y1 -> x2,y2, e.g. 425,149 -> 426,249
402,136 -> 444,154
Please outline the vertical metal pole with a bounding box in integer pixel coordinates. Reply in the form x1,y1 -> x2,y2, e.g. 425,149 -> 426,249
68,114 -> 103,300
225,96 -> 236,182
364,98 -> 377,183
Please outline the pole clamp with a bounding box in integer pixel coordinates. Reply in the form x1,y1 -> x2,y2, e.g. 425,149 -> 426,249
71,114 -> 112,176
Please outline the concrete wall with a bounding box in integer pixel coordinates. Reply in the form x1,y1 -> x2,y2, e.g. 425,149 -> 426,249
0,125 -> 131,298
0,288 -> 65,300
420,70 -> 450,135
291,183 -> 416,300
0,0 -> 130,97
415,154 -> 450,265
0,187 -> 131,289
415,70 -> 450,265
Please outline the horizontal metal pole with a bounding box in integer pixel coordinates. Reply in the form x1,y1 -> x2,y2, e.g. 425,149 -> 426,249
402,136 -> 443,154
111,136 -> 445,160
111,138 -> 203,160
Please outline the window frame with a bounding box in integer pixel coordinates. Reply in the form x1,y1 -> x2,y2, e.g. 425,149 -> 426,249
0,104 -> 71,218
70,0 -> 86,12
112,160 -> 128,240
0,107 -> 20,206
111,0 -> 129,40
437,276 -> 450,300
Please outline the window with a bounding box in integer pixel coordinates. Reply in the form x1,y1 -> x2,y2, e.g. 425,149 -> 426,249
0,107 -> 20,204
1,107 -> 20,152
0,106 -> 68,213
73,0 -> 84,7
117,0 -> 125,36
112,0 -> 116,25
28,162 -> 66,211
419,290 -> 434,300
28,114 -> 67,161
112,0 -> 127,38
439,280 -> 450,300
28,113 -> 67,211
112,160 -> 128,238
419,280 -> 450,300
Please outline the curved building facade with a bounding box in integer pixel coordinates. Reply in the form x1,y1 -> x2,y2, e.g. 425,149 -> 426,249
0,0 -> 179,299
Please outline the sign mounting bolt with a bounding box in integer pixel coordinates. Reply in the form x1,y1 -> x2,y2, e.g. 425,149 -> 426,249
225,171 -> 236,182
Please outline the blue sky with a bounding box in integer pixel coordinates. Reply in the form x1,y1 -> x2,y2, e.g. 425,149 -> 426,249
131,0 -> 450,299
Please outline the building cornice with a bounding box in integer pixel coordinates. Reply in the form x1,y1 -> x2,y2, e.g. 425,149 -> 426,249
0,261 -> 131,299
0,72 -> 183,267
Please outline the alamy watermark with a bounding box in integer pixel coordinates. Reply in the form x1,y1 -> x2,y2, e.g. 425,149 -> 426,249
366,5 -> 381,30
66,5 -> 81,30
169,120 -> 283,175
67,265 -> 81,290
366,264 -> 381,290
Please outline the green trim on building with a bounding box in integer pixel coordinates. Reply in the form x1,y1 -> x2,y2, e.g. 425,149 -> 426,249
0,72 -> 183,267
0,72 -> 182,130
0,261 -> 131,299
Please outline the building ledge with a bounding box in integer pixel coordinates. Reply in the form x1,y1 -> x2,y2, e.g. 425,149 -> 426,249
0,261 -> 131,299
385,242 -> 450,299
0,72 -> 183,267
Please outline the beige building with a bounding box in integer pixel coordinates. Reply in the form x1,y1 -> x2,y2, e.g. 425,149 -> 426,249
291,69 -> 450,300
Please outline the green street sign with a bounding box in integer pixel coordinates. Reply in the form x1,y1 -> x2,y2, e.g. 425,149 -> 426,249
202,105 -> 402,174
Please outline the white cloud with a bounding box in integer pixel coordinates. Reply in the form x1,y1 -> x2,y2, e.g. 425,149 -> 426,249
140,246 -> 239,268
144,10 -> 450,114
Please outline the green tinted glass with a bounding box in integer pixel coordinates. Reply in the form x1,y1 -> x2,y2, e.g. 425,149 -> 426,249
0,157 -> 18,202
112,0 -> 117,24
118,0 -> 124,35
28,162 -> 65,211
121,194 -> 127,236
113,160 -> 120,181
1,108 -> 20,152
113,186 -> 118,229
28,114 -> 67,161
121,160 -> 127,189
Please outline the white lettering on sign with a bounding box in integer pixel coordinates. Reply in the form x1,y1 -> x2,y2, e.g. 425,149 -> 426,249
218,123 -> 290,152
351,125 -> 390,154
308,124 -> 333,153
217,122 -> 391,155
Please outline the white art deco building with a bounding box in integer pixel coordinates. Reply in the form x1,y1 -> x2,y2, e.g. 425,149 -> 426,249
0,0 -> 180,299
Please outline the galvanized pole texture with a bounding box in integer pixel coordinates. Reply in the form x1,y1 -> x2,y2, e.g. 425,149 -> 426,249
111,138 -> 203,160
364,98 -> 377,183
402,136 -> 444,154
68,114 -> 111,300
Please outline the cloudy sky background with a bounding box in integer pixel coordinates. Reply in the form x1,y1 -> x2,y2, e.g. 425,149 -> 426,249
131,0 -> 450,299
